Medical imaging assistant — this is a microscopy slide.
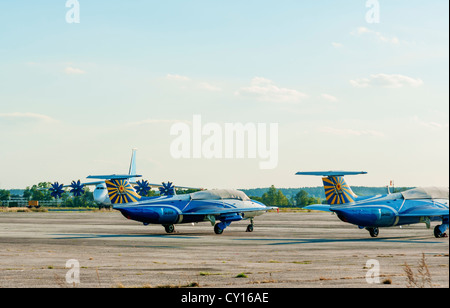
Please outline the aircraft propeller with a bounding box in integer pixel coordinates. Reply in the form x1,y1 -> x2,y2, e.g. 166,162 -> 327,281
134,180 -> 151,196
159,182 -> 176,196
69,180 -> 85,197
49,182 -> 65,199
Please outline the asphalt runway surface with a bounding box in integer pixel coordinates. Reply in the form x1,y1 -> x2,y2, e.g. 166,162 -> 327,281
0,210 -> 448,288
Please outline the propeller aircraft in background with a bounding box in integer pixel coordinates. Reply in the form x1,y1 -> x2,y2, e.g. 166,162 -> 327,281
296,171 -> 449,238
48,149 -> 195,208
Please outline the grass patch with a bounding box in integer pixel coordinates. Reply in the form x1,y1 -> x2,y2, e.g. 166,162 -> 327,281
199,272 -> 222,276
292,261 -> 312,265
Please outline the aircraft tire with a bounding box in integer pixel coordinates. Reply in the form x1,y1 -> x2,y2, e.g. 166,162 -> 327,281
246,224 -> 254,232
434,225 -> 444,238
214,224 -> 224,235
367,227 -> 379,238
164,224 -> 175,234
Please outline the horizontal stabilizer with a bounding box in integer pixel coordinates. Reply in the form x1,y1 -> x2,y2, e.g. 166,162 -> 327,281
87,174 -> 142,180
305,204 -> 332,212
296,171 -> 367,177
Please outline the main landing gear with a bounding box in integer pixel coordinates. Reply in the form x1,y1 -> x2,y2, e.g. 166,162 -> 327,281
214,220 -> 255,235
164,220 -> 257,235
366,227 -> 379,238
164,224 -> 175,234
214,223 -> 224,235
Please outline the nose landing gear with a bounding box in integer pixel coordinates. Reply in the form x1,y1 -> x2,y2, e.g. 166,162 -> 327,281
434,224 -> 448,238
246,219 -> 254,232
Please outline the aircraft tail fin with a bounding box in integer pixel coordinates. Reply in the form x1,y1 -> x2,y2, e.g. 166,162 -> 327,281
105,178 -> 142,204
321,176 -> 358,205
128,148 -> 137,183
296,171 -> 366,205
87,175 -> 142,205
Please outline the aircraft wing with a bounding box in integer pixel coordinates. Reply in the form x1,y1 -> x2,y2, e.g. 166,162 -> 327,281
182,206 -> 277,216
61,180 -> 106,188
144,183 -> 201,190
399,207 -> 449,217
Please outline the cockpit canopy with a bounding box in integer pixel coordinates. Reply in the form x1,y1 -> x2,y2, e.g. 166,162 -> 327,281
190,189 -> 250,201
401,187 -> 449,200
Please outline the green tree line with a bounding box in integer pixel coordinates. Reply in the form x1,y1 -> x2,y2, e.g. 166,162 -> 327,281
249,185 -> 322,207
22,182 -> 96,207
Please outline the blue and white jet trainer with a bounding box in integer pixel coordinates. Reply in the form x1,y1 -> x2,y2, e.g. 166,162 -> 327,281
296,171 -> 449,238
85,175 -> 276,234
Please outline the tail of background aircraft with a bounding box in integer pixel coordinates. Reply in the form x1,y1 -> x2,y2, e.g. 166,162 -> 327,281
128,148 -> 138,183
296,171 -> 367,205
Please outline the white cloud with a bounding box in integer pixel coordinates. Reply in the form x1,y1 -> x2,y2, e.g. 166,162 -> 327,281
321,93 -> 339,102
197,82 -> 222,92
411,116 -> 449,130
350,73 -> 423,88
320,126 -> 384,137
0,112 -> 58,123
352,27 -> 399,44
65,66 -> 86,75
236,77 -> 307,103
165,74 -> 222,92
124,118 -> 190,127
331,42 -> 343,48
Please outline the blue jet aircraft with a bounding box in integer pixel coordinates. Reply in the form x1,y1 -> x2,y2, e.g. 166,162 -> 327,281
296,171 -> 449,238
79,175 -> 276,234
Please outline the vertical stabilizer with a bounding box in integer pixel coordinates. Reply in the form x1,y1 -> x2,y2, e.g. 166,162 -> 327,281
322,176 -> 358,205
105,178 -> 142,204
128,148 -> 137,183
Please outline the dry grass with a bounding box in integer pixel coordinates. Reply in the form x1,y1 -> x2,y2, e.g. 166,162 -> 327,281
0,207 -> 47,213
404,253 -> 433,288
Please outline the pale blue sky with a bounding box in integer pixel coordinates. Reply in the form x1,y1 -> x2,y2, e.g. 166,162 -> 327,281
0,1 -> 448,189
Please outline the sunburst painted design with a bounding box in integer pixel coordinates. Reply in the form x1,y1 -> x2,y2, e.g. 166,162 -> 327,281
105,179 -> 142,204
322,176 -> 357,205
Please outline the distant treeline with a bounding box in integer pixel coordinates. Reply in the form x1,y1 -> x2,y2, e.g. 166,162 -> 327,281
242,186 -> 413,207
242,186 -> 412,199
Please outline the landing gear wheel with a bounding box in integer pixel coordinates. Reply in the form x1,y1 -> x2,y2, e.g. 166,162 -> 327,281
367,227 -> 379,238
214,224 -> 224,235
434,225 -> 447,238
164,224 -> 175,234
246,224 -> 254,232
